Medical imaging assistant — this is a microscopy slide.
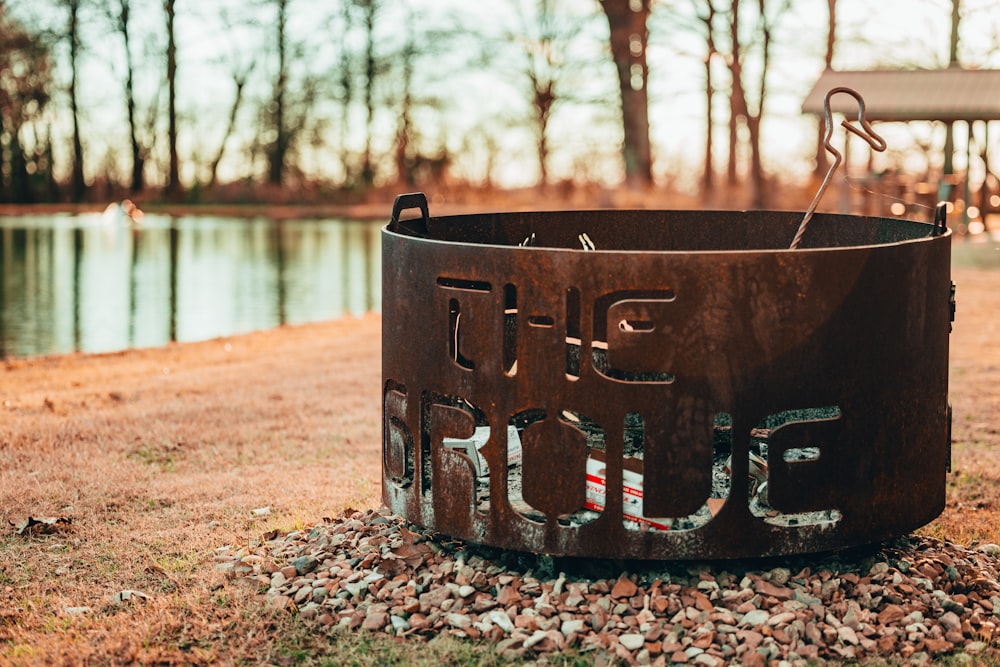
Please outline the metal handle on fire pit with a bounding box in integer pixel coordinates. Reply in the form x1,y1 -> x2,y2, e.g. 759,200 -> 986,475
933,201 -> 948,236
790,87 -> 887,249
390,192 -> 430,238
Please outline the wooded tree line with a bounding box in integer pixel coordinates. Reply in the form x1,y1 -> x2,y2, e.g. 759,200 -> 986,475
0,0 -> 982,206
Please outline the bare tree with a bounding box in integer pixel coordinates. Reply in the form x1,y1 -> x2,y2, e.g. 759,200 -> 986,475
64,0 -> 86,201
111,0 -> 154,193
723,0 -> 789,208
746,0 -> 782,207
505,0 -> 586,188
386,8 -> 482,189
724,0 -> 741,188
258,0 -> 338,188
338,0 -> 355,184
600,0 -> 653,189
392,11 -> 416,187
207,69 -> 253,189
206,8 -> 255,189
693,0 -> 718,197
0,10 -> 54,202
117,0 -> 141,192
813,0 -> 836,177
164,0 -> 181,198
943,0 -> 960,177
357,0 -> 379,187
267,0 -> 290,185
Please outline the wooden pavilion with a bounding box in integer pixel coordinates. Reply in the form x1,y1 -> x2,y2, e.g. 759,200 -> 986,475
802,68 -> 1000,228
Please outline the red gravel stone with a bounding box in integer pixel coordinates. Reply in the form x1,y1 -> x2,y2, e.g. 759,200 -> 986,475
612,576 -> 638,599
230,508 -> 1000,664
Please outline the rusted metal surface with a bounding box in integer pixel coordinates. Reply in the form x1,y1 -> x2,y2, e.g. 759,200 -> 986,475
382,193 -> 953,559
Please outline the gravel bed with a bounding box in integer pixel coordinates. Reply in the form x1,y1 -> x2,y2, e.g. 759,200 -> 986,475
220,507 -> 1000,665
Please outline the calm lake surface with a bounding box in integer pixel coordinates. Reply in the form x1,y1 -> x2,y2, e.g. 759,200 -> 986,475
0,214 -> 381,359
3,212 -> 997,360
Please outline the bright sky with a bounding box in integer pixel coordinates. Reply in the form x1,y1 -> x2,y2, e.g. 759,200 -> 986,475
10,0 -> 1000,190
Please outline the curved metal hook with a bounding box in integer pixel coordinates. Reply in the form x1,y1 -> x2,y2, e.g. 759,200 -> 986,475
790,86 -> 887,249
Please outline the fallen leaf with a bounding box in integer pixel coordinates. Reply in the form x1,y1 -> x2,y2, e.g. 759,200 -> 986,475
111,589 -> 150,605
11,516 -> 72,536
376,555 -> 405,577
144,564 -> 181,589
391,542 -> 427,567
64,606 -> 91,615
399,526 -> 422,544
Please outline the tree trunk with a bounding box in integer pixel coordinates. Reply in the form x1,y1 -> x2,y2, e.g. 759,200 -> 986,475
10,127 -> 31,203
42,121 -> 58,201
698,1 -> 717,198
69,0 -> 86,202
360,0 -> 377,187
268,0 -> 289,186
536,84 -> 552,187
209,70 -> 250,189
814,0 -> 836,177
600,0 -> 653,189
0,100 -> 7,202
44,122 -> 59,200
726,0 -> 742,187
943,0 -> 960,177
949,0 -> 960,64
746,0 -> 774,209
118,0 -> 144,193
515,0 -> 565,189
339,1 -> 354,185
394,16 -> 414,187
165,0 -> 181,198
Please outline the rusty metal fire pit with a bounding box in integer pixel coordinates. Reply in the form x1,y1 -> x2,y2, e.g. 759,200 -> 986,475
381,192 -> 953,560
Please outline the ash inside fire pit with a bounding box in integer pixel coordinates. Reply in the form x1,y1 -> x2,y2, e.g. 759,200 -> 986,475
383,194 -> 952,559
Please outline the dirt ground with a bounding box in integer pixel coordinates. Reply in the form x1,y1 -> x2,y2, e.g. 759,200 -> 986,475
931,266 -> 1000,545
0,264 -> 997,664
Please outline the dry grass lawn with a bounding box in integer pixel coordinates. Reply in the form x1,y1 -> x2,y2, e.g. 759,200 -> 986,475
1,316 -> 386,664
1,262 -> 998,665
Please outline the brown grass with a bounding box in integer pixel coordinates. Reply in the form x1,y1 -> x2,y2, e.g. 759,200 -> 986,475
921,266 -> 1000,547
1,262 -> 998,665
1,317 -> 385,664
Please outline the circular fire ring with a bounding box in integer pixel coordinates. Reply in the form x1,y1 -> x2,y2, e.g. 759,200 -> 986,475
382,193 -> 953,559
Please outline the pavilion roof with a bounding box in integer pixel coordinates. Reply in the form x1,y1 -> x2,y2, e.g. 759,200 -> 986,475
802,68 -> 1000,122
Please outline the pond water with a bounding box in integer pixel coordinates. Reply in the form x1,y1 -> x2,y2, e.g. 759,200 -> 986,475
3,212 -> 996,360
0,214 -> 381,359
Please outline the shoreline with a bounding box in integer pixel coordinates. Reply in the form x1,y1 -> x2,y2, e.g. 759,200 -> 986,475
0,201 -> 394,221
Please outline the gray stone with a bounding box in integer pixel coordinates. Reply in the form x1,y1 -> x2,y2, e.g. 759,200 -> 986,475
838,626 -> 859,645
292,555 -> 319,576
561,619 -> 585,637
938,610 -> 962,632
523,630 -> 549,649
488,610 -> 515,633
740,609 -> 770,627
446,612 -> 472,629
768,568 -> 791,585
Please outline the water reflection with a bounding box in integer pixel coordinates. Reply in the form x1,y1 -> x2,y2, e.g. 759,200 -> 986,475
0,214 -> 381,358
